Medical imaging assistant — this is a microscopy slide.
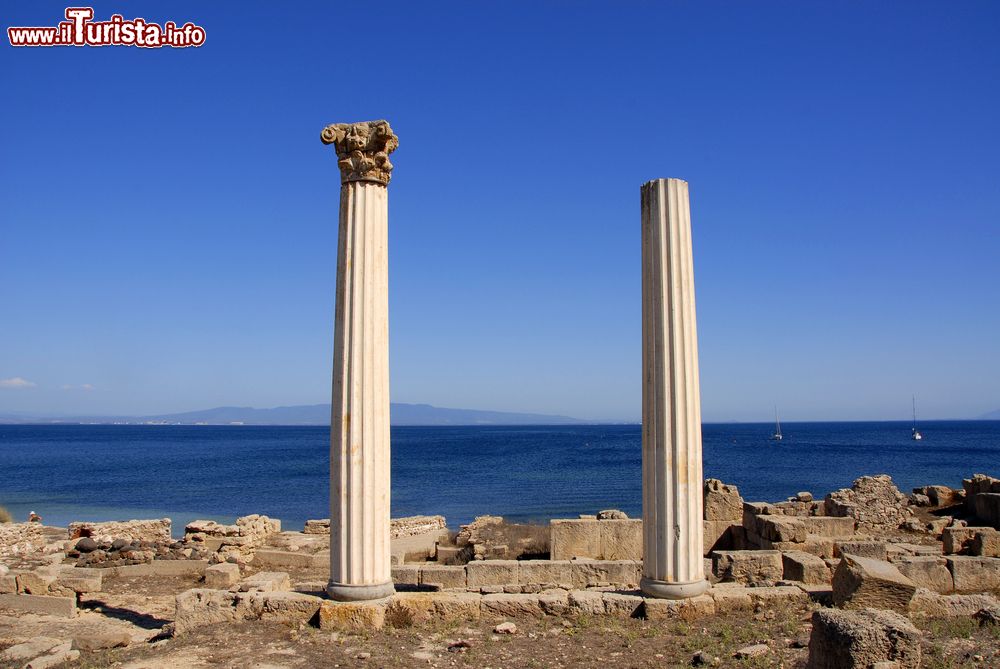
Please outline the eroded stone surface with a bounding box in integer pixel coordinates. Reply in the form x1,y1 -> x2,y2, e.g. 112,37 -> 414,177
832,555 -> 916,612
807,608 -> 921,669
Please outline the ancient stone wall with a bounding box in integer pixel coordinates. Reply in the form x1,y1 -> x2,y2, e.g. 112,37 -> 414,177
824,475 -> 913,533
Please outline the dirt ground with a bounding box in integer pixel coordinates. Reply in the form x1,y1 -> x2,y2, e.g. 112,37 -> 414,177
3,573 -> 1000,669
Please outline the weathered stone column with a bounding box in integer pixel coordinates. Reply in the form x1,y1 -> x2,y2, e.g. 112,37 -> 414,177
640,178 -> 710,600
321,120 -> 398,602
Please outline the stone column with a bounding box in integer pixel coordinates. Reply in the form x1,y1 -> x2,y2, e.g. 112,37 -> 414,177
640,178 -> 710,600
321,120 -> 399,602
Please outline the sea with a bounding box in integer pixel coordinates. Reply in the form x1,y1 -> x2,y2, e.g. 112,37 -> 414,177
0,421 -> 997,536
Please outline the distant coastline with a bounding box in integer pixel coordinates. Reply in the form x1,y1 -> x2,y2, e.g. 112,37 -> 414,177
0,402 -> 590,427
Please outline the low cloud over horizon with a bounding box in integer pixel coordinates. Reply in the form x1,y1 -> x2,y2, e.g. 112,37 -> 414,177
0,377 -> 36,389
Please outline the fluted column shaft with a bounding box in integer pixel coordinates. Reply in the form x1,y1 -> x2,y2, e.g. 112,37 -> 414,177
322,120 -> 398,602
640,178 -> 709,600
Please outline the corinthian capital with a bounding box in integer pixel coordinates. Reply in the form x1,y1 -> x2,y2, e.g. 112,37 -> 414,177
320,120 -> 399,185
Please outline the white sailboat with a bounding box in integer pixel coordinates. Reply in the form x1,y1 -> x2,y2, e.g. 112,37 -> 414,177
912,396 -> 923,441
771,406 -> 783,441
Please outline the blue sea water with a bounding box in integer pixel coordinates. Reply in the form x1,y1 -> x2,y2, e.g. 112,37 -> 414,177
0,422 -> 997,534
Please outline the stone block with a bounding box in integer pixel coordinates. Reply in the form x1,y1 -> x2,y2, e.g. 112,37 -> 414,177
891,542 -> 943,557
466,560 -> 518,588
964,474 -> 1000,514
1,637 -> 63,662
909,588 -> 999,617
550,520 -> 601,560
711,550 -> 783,585
391,565 -> 419,585
567,589 -> 605,614
946,556 -> 1000,593
835,541 -> 887,561
26,648 -> 80,669
708,584 -> 753,612
782,550 -> 831,584
108,559 -> 208,577
419,564 -> 467,590
761,537 -> 836,559
754,515 -> 807,543
318,598 -> 387,630
704,479 -> 743,521
15,568 -> 56,594
895,556 -> 954,594
971,529 -> 1000,557
251,591 -> 323,625
923,485 -> 962,507
205,563 -> 241,589
0,575 -> 16,594
50,568 -> 103,596
174,588 -> 248,635
518,560 -> 573,589
0,593 -> 76,618
644,593 -> 715,621
799,516 -> 856,538
252,549 -> 326,569
237,571 -> 290,592
832,554 -> 916,612
538,589 -> 569,615
480,593 -> 544,618
746,585 -> 808,605
942,527 -> 977,554
570,559 -> 641,588
601,520 -> 643,560
71,631 -> 131,651
807,608 -> 921,669
303,519 -> 330,534
602,591 -> 644,617
703,520 -> 738,555
978,493 -> 1000,526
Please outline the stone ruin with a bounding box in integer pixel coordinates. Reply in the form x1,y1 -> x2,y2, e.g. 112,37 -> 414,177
2,470 -> 1000,669
825,474 -> 915,533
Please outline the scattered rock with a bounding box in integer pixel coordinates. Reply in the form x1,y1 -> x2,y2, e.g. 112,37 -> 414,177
597,509 -> 628,520
75,537 -> 99,553
733,643 -> 769,659
975,606 -> 1000,626
494,621 -> 517,634
447,640 -> 473,652
691,649 -> 721,665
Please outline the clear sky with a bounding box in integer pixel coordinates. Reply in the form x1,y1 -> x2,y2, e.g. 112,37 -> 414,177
2,1 -> 998,422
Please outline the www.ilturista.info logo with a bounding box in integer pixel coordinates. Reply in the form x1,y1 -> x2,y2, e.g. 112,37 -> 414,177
8,7 -> 206,48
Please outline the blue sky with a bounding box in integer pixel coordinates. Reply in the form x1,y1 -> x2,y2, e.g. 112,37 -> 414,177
1,1 -> 998,422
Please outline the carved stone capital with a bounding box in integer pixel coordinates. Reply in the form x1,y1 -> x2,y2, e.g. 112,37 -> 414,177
320,120 -> 399,185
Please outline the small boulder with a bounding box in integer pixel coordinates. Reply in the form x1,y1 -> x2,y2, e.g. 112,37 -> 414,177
733,644 -> 769,659
75,537 -> 99,553
597,509 -> 628,520
494,621 -> 517,634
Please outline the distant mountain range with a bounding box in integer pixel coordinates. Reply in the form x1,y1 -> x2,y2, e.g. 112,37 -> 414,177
0,403 -> 586,426
980,409 -> 1000,420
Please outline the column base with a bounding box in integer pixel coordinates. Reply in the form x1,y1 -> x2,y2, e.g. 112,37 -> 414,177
640,576 -> 710,600
326,580 -> 395,602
